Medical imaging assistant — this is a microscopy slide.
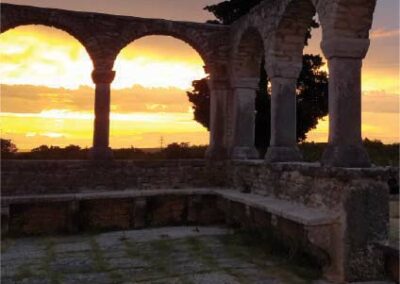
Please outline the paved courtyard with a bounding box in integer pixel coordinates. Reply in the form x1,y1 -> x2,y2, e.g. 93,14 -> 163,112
1,226 -> 327,284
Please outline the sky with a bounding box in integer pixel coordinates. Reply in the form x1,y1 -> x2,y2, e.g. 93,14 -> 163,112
0,0 -> 399,150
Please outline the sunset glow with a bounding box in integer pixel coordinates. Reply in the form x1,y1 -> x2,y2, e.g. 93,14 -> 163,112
0,2 -> 399,151
0,25 -> 209,149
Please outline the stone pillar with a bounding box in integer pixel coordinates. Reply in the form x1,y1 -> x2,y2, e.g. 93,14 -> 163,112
265,62 -> 302,163
321,38 -> 371,167
89,69 -> 115,160
230,78 -> 259,159
206,79 -> 228,160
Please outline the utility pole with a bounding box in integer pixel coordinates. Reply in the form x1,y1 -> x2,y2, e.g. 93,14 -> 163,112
160,136 -> 164,150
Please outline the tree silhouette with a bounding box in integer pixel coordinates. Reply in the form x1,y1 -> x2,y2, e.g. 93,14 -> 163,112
187,0 -> 328,157
1,138 -> 17,158
187,78 -> 210,130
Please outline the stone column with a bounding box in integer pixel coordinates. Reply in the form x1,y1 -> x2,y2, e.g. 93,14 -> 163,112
230,78 -> 259,159
205,79 -> 228,160
321,38 -> 371,167
265,62 -> 302,163
89,69 -> 115,160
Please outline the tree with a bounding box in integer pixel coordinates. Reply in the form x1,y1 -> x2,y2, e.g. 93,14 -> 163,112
187,0 -> 328,156
1,138 -> 17,158
187,78 -> 211,130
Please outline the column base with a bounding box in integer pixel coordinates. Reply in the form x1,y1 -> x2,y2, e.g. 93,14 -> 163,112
205,145 -> 228,160
231,146 -> 259,160
88,147 -> 113,160
265,146 -> 303,163
321,144 -> 371,168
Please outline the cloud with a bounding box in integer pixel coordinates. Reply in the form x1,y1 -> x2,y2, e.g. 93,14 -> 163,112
370,28 -> 400,39
362,91 -> 400,113
0,84 -> 194,114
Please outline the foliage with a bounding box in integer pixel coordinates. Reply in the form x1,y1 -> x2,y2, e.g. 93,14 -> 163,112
161,143 -> 207,159
0,138 -> 18,156
299,139 -> 399,167
1,138 -> 17,158
205,0 -> 262,25
2,140 -> 208,160
296,54 -> 329,141
187,78 -> 210,130
362,138 -> 399,167
204,0 -> 319,45
28,144 -> 88,159
2,138 -> 397,166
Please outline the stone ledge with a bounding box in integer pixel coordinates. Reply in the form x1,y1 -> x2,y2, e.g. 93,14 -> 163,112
2,188 -> 339,227
1,188 -> 218,206
216,190 -> 339,226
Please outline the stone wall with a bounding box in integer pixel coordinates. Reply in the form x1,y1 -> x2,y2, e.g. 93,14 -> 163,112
1,160 -> 227,196
6,193 -> 224,236
226,161 -> 397,282
226,161 -> 396,210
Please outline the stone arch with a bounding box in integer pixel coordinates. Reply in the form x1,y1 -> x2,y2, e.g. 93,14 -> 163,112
227,26 -> 266,160
113,29 -> 214,73
324,0 -> 377,40
0,7 -> 95,68
233,26 -> 265,79
265,0 -> 316,78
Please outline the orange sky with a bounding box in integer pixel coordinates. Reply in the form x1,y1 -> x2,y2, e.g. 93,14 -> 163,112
0,1 -> 399,150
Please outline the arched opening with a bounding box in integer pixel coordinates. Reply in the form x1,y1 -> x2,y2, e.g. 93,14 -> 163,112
110,35 -> 209,157
264,0 -> 327,162
231,27 -> 266,159
234,27 -> 265,78
297,12 -> 330,161
266,0 -> 377,167
0,25 -> 94,155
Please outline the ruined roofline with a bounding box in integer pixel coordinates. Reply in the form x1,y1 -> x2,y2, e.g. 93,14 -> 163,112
0,3 -> 230,31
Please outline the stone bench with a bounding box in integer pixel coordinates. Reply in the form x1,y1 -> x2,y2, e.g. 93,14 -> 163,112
2,188 -> 342,280
2,188 -> 338,231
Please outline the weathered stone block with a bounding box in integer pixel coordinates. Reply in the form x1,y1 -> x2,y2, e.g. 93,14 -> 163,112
9,202 -> 69,235
80,199 -> 133,231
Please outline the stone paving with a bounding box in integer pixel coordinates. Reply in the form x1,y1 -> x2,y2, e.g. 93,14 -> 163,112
1,227 -> 328,284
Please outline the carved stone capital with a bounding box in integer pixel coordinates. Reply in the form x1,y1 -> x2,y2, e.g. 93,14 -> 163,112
265,60 -> 302,79
321,37 -> 370,60
232,77 -> 259,90
91,70 -> 116,84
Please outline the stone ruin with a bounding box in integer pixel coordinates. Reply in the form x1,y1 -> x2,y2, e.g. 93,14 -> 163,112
1,1 -> 398,283
1,0 -> 377,167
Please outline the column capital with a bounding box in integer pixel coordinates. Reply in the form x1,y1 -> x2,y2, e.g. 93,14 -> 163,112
92,70 -> 116,84
265,60 -> 302,80
321,37 -> 370,60
232,77 -> 259,90
209,78 -> 230,90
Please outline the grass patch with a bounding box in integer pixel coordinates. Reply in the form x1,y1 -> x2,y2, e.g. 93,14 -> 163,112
148,239 -> 175,275
89,238 -> 109,272
14,265 -> 36,281
89,238 -> 124,282
220,229 -> 323,283
40,238 -> 63,284
1,238 -> 15,253
184,237 -> 219,269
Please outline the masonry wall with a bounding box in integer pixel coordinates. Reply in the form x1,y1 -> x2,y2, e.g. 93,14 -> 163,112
226,161 -> 396,210
1,160 -> 227,196
226,161 -> 396,281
